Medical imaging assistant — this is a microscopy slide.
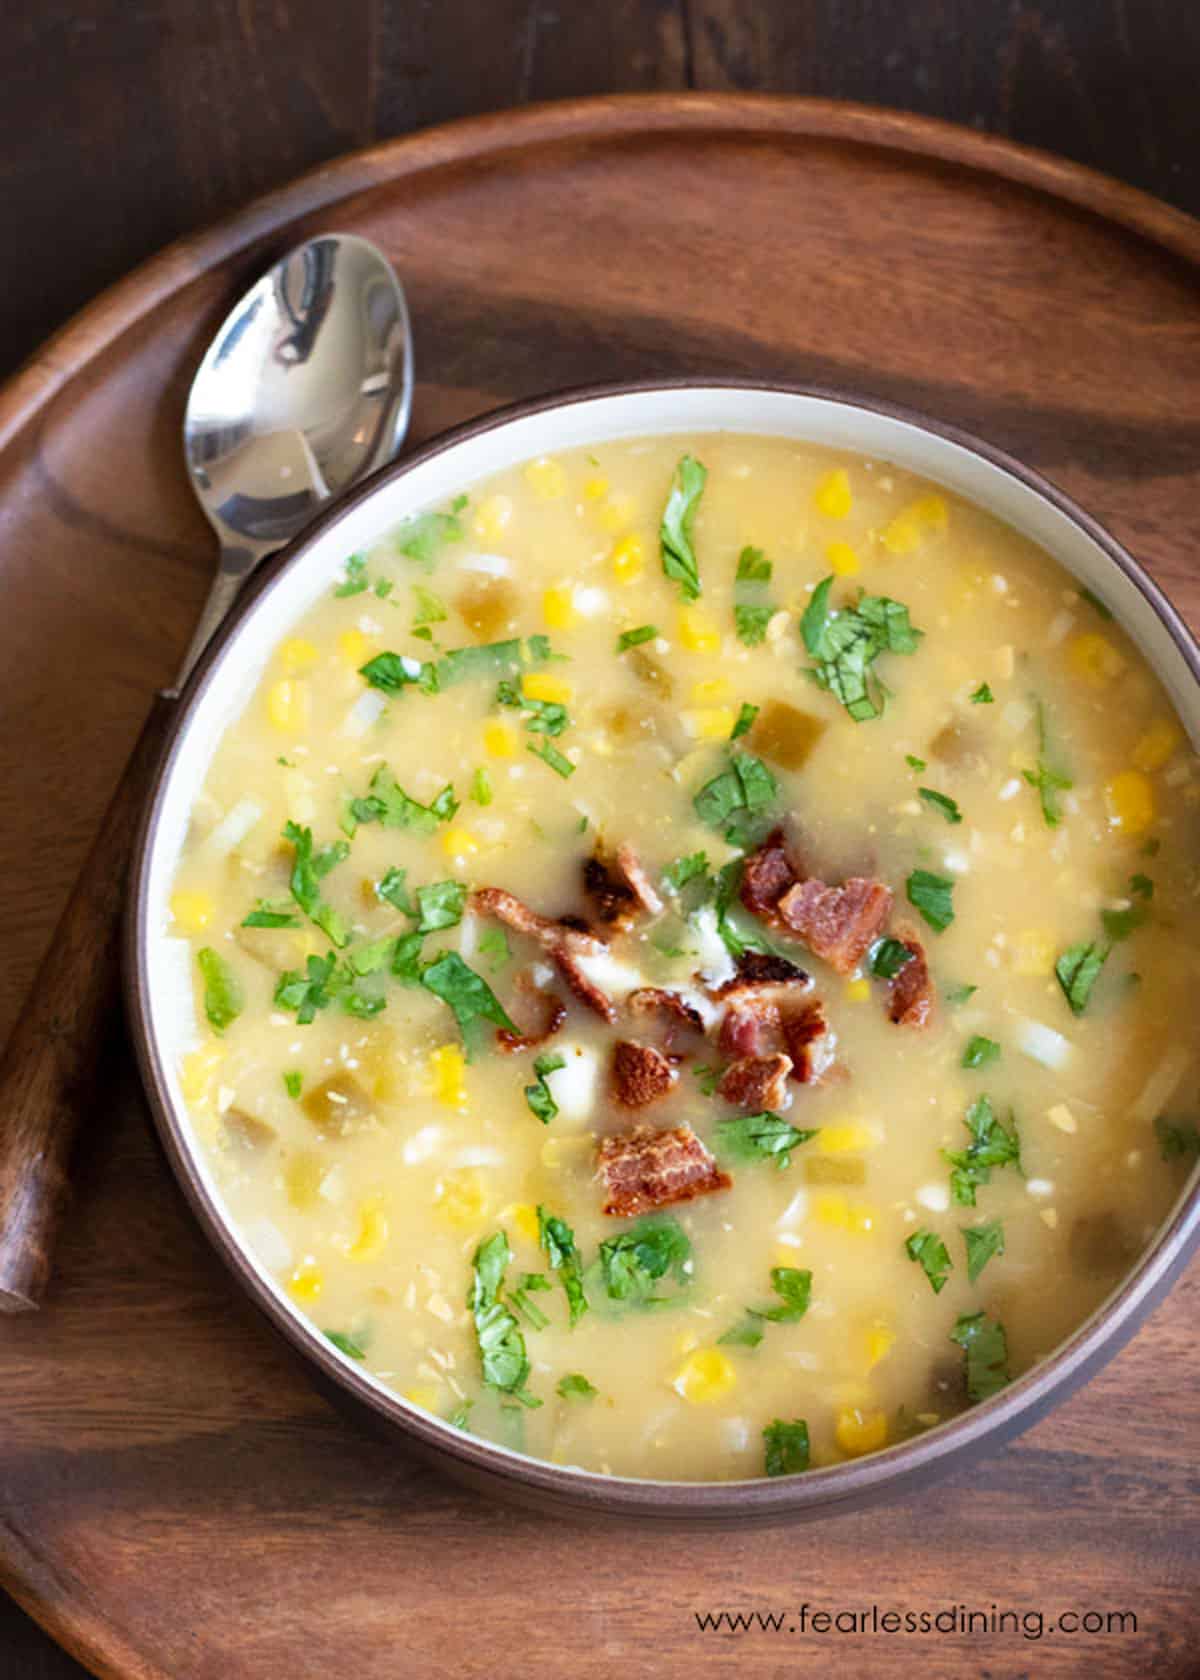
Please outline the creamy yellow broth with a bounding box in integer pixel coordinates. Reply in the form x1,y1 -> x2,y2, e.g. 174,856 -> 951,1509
168,435 -> 1200,1480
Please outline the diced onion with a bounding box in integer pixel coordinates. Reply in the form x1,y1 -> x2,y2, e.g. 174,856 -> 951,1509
402,1125 -> 444,1165
571,949 -> 648,1002
450,1146 -> 504,1168
544,1045 -> 600,1122
688,905 -> 736,988
1132,1045 -> 1190,1124
458,551 -> 511,576
457,911 -> 480,962
1001,699 -> 1034,735
1014,1016 -> 1074,1070
159,936 -> 200,1050
916,1182 -> 950,1212
205,797 -> 263,856
248,1217 -> 293,1273
342,689 -> 387,738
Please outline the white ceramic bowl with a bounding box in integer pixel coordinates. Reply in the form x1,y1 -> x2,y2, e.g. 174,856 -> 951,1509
127,381 -> 1200,1521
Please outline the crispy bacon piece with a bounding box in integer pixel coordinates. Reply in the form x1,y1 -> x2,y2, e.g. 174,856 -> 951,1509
582,856 -> 638,929
887,926 -> 934,1028
598,1125 -> 731,1217
628,987 -> 706,1033
712,950 -> 812,1058
470,887 -> 617,1023
776,877 -> 893,975
718,997 -> 779,1059
739,827 -> 798,922
496,972 -> 569,1053
781,1000 -> 835,1084
710,950 -> 808,996
717,1052 -> 793,1110
611,1040 -> 677,1107
616,842 -> 664,917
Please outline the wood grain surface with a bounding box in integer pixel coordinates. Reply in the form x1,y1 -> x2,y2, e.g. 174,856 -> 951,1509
1,82 -> 1200,1680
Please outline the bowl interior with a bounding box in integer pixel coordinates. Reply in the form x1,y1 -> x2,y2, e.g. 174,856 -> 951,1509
133,382 -> 1200,1514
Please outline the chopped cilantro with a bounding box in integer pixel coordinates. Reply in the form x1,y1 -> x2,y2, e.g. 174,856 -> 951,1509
617,624 -> 657,652
477,926 -> 510,971
557,1373 -> 598,1400
1102,875 -> 1154,942
801,576 -> 924,722
731,702 -> 759,741
524,1052 -> 565,1124
373,577 -> 393,599
905,1229 -> 952,1294
734,546 -> 775,646
950,1310 -> 1010,1402
659,454 -> 707,601
918,787 -> 963,824
716,1112 -> 818,1170
283,1070 -> 303,1099
907,868 -> 955,933
598,1216 -> 691,1307
390,930 -> 425,984
324,1329 -> 367,1359
197,948 -> 242,1035
1022,699 -> 1073,826
421,952 -> 516,1045
469,1232 -> 538,1404
720,1267 -> 812,1346
527,738 -> 574,778
962,1035 -> 1001,1070
506,1282 -> 550,1331
537,1206 -> 588,1325
411,584 -> 447,627
943,1095 -> 1021,1207
945,981 -> 978,1006
241,899 -> 302,929
350,766 -> 458,832
693,750 -> 778,832
763,1418 -> 811,1477
376,866 -> 413,915
415,880 -> 467,933
661,850 -> 710,895
1055,939 -> 1109,1015
735,605 -> 774,646
282,820 -> 350,947
395,509 -> 464,568
359,650 -> 437,696
870,937 -> 914,980
274,952 -> 340,1024
693,1064 -> 723,1097
905,753 -> 928,771
333,554 -> 369,597
969,682 -> 994,704
963,1219 -> 1005,1284
471,766 -> 493,806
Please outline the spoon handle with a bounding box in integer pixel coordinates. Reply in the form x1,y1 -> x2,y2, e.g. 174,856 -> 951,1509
0,693 -> 177,1311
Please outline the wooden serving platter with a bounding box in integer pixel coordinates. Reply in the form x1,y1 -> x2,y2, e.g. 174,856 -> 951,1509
2,96 -> 1199,1679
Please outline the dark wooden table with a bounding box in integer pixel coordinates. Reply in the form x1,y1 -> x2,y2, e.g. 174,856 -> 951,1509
2,3 -> 1198,1675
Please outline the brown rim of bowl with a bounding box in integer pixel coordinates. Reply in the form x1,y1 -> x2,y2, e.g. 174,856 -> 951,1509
125,376 -> 1200,1518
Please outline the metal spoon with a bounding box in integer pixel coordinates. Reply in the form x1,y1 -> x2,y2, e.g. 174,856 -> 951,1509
0,234 -> 413,1311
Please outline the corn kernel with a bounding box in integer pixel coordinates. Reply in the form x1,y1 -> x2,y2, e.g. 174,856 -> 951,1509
542,585 -> 578,630
435,1170 -> 488,1229
1105,770 -> 1155,835
691,678 -> 732,704
818,1122 -> 875,1154
864,1322 -> 895,1369
814,468 -> 852,519
278,636 -> 320,673
180,1040 -> 224,1106
678,606 -> 721,653
844,978 -> 871,1003
441,826 -> 480,860
583,474 -> 609,501
596,492 -> 637,534
881,494 -> 947,556
827,539 -> 860,577
522,672 -> 573,705
835,1406 -> 888,1457
503,1202 -> 541,1245
285,1151 -> 324,1211
403,1385 -> 441,1412
287,1259 -> 324,1302
266,677 -> 310,733
170,889 -> 214,935
348,1198 -> 389,1261
813,1191 -> 850,1229
1133,717 -> 1182,773
683,707 -> 737,741
672,1347 -> 737,1404
1068,632 -> 1125,687
483,719 -> 518,758
337,628 -> 370,668
610,533 -> 645,583
473,493 -> 513,542
430,1043 -> 468,1110
1012,928 -> 1056,977
524,456 -> 567,499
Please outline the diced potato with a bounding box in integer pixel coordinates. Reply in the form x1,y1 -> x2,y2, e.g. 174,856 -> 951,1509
302,1074 -> 373,1138
170,889 -> 214,935
672,1347 -> 736,1404
285,1150 -> 324,1210
748,699 -> 827,770
222,1108 -> 277,1151
1012,929 -> 1056,977
806,1157 -> 868,1186
816,1123 -> 876,1154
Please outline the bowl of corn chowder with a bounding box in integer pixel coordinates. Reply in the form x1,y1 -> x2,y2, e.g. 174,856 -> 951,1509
128,382 -> 1200,1519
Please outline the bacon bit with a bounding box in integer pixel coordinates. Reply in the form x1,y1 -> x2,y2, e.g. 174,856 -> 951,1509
471,887 -> 617,1023
718,996 -> 779,1059
711,949 -> 809,996
776,877 -> 893,975
717,1052 -> 793,1110
616,843 -> 664,917
628,987 -> 706,1033
582,856 -> 638,929
496,972 -> 569,1053
611,1040 -> 677,1107
781,1000 -> 835,1083
598,1125 -> 731,1217
739,827 -> 798,922
887,926 -> 934,1028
